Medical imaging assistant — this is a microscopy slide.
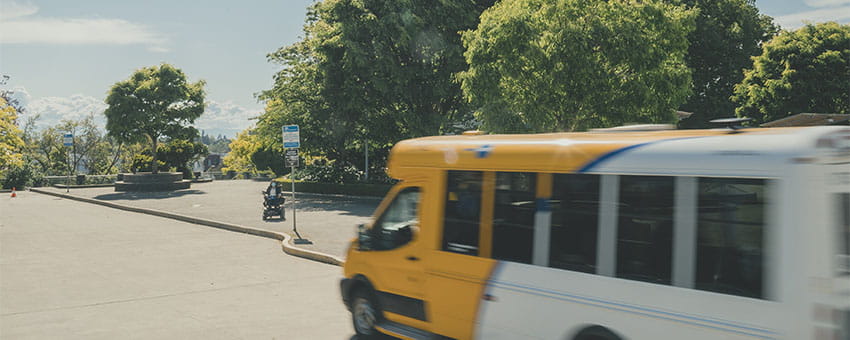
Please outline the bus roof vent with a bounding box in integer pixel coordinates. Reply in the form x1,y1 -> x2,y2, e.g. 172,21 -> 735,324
710,117 -> 753,133
590,124 -> 676,132
462,130 -> 485,136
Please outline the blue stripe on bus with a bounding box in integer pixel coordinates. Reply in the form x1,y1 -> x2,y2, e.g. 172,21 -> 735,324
577,137 -> 706,173
487,279 -> 778,338
577,143 -> 653,173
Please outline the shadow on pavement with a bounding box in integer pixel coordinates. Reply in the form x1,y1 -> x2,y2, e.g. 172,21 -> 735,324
94,189 -> 206,201
291,198 -> 377,218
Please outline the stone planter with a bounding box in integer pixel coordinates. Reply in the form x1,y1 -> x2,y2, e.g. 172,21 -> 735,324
114,172 -> 191,192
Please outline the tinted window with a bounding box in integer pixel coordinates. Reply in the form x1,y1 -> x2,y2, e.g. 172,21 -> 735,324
549,174 -> 600,273
442,171 -> 483,255
492,172 -> 536,264
695,178 -> 766,298
617,176 -> 674,284
372,187 -> 420,251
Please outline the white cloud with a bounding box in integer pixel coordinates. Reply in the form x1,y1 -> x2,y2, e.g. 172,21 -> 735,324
775,6 -> 850,29
196,100 -> 260,137
804,0 -> 850,8
9,88 -> 254,138
0,0 -> 168,51
21,92 -> 108,129
0,0 -> 37,20
5,85 -> 31,108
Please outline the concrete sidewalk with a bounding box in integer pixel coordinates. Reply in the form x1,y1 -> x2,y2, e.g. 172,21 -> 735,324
33,180 -> 382,261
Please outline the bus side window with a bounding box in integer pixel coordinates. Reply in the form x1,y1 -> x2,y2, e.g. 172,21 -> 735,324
442,171 -> 483,255
695,178 -> 767,299
549,174 -> 601,273
492,172 -> 536,264
617,176 -> 675,285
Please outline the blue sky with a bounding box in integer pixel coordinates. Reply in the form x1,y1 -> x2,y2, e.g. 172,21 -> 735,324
1,0 -> 849,137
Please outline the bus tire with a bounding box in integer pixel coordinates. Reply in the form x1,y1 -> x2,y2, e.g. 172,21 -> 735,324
573,325 -> 622,340
351,287 -> 382,339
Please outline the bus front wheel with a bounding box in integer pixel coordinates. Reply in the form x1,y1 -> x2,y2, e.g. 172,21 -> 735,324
573,325 -> 621,340
351,287 -> 382,339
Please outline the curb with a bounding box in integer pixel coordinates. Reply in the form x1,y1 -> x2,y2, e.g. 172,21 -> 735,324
29,188 -> 345,267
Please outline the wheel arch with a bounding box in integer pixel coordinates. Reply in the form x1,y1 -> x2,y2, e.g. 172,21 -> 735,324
569,324 -> 623,340
343,274 -> 377,308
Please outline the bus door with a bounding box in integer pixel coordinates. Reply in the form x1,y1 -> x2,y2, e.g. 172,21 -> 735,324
426,170 -> 498,340
361,184 -> 429,325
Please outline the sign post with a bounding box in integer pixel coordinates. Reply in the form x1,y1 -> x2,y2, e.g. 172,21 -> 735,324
282,125 -> 310,244
63,133 -> 73,193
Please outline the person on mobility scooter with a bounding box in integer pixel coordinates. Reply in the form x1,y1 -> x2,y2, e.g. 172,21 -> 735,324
262,181 -> 285,220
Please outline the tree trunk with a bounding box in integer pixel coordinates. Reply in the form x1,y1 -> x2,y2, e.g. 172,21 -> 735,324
151,137 -> 159,174
106,142 -> 123,174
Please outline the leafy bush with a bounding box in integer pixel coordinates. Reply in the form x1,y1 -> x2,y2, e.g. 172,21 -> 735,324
293,157 -> 360,184
1,163 -> 44,189
131,153 -> 165,173
130,140 -> 206,178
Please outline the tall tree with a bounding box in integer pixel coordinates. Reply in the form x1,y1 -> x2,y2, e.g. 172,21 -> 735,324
58,115 -> 102,176
676,0 -> 776,127
22,116 -> 130,176
222,128 -> 261,174
0,96 -> 25,176
459,0 -> 697,133
732,22 -> 850,124
258,0 -> 495,169
104,64 -> 205,173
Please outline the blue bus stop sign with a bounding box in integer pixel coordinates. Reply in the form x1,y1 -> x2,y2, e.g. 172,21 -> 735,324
282,125 -> 300,148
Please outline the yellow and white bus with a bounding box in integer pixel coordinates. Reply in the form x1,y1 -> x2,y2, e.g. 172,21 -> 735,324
339,125 -> 850,340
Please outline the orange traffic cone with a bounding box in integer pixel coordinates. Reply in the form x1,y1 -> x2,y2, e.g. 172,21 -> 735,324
10,187 -> 17,198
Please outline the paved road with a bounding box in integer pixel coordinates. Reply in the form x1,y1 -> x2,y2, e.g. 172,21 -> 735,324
37,180 -> 383,259
0,190 -> 357,339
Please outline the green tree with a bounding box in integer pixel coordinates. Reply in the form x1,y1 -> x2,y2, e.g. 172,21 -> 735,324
131,140 -> 207,176
676,0 -> 776,127
459,0 -> 697,132
83,137 -> 127,175
199,131 -> 232,153
0,96 -> 25,181
733,22 -> 850,124
258,0 -> 494,170
29,125 -> 73,176
222,128 -> 261,174
251,144 -> 286,177
24,115 -> 127,176
104,64 -> 205,173
208,137 -> 231,154
59,115 -> 103,176
158,139 -> 208,178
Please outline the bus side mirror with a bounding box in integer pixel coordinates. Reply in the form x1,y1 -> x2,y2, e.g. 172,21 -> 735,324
357,224 -> 372,251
